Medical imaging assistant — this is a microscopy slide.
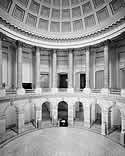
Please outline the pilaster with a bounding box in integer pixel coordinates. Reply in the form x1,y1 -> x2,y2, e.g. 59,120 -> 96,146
101,108 -> 109,135
83,47 -> 91,94
51,99 -> 58,126
16,41 -> 25,95
120,114 -> 125,146
0,114 -> 6,135
0,33 -> 6,96
84,104 -> 91,128
35,47 -> 42,94
68,101 -> 74,127
52,49 -> 57,93
35,105 -> 42,129
101,41 -> 110,95
68,49 -> 74,93
16,106 -> 25,134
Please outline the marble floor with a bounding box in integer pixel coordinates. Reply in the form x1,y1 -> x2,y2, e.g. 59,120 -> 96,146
0,127 -> 125,156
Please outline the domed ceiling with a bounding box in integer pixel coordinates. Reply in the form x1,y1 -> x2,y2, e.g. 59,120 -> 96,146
0,0 -> 125,47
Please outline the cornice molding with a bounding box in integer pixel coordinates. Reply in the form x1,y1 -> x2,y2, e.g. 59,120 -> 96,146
0,16 -> 125,49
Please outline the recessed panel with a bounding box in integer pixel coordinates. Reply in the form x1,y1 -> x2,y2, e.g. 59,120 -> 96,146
26,13 -> 37,27
62,9 -> 70,19
50,21 -> 60,32
40,6 -> 50,18
62,22 -> 71,32
0,0 -> 12,12
43,0 -> 51,5
82,2 -> 93,16
38,18 -> 48,31
52,9 -> 60,19
71,0 -> 80,6
84,14 -> 96,28
29,0 -> 40,15
17,0 -> 29,7
110,0 -> 125,14
92,0 -> 105,9
62,0 -> 69,8
72,7 -> 81,18
73,19 -> 83,32
97,7 -> 109,23
53,0 -> 60,7
12,5 -> 25,22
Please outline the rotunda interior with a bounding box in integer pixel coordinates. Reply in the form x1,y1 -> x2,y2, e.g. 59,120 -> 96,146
0,0 -> 125,155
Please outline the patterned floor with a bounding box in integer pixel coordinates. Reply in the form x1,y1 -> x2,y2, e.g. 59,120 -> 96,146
0,127 -> 125,156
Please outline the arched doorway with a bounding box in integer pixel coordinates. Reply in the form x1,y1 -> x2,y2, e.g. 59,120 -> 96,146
91,104 -> 102,133
42,102 -> 52,127
74,102 -> 84,126
108,106 -> 121,143
58,101 -> 68,126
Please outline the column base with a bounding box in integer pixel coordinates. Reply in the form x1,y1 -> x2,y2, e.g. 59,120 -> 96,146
51,88 -> 58,93
68,120 -> 73,127
101,88 -> 110,96
84,121 -> 91,128
67,88 -> 74,93
121,89 -> 125,97
0,89 -> 6,97
83,88 -> 91,94
36,120 -> 42,129
120,132 -> 125,146
35,88 -> 42,94
101,123 -> 107,136
16,88 -> 25,95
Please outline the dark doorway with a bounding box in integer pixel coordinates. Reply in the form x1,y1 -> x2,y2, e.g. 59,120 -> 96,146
59,74 -> 68,88
58,101 -> 68,127
80,74 -> 86,89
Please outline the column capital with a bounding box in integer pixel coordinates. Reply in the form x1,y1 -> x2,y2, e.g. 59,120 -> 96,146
103,40 -> 111,47
85,46 -> 91,52
16,106 -> 24,114
16,41 -> 23,48
53,49 -> 57,53
0,33 -> 5,40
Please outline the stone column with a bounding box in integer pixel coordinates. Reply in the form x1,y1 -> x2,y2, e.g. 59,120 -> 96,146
35,47 -> 41,94
68,49 -> 74,93
101,108 -> 109,135
84,47 -> 91,94
101,41 -> 110,95
0,114 -> 6,135
16,106 -> 25,134
35,105 -> 42,129
0,33 -> 6,96
52,49 -> 57,93
68,101 -> 74,127
120,114 -> 125,145
84,104 -> 91,128
16,41 -> 25,95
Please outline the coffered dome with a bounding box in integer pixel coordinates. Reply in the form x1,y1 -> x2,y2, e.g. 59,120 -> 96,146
0,0 -> 125,48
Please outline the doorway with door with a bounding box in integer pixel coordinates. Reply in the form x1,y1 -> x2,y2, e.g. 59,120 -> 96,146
58,73 -> 68,88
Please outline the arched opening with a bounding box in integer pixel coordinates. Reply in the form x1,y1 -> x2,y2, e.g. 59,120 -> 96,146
91,104 -> 102,132
5,106 -> 17,131
42,102 -> 51,121
74,102 -> 84,126
108,106 -> 121,143
58,101 -> 68,127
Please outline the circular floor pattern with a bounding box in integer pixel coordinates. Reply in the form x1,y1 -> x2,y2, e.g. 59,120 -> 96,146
0,128 -> 125,156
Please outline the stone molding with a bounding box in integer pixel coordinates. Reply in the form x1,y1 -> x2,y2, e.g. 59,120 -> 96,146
0,17 -> 125,48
